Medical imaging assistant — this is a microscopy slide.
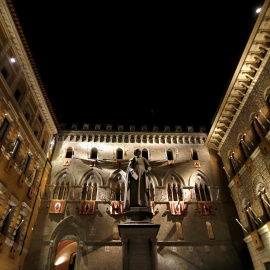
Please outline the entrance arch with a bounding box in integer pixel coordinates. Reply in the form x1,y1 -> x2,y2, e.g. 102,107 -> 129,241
54,240 -> 78,270
47,216 -> 85,270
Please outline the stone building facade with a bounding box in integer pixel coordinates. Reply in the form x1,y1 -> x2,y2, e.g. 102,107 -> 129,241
0,0 -> 58,269
23,123 -> 249,270
206,0 -> 270,269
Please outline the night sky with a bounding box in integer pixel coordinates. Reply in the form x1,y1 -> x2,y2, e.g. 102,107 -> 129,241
11,1 -> 264,132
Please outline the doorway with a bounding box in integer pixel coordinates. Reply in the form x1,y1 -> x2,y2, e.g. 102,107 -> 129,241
53,240 -> 78,270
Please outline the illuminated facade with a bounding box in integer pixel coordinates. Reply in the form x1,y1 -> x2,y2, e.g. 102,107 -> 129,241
206,0 -> 270,269
0,0 -> 58,269
23,124 -> 249,270
3,0 -> 270,268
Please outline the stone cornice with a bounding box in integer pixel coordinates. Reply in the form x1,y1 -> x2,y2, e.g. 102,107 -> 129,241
206,0 -> 270,151
0,0 -> 58,134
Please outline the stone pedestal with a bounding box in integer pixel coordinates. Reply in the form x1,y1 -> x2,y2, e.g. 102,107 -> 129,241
118,207 -> 160,270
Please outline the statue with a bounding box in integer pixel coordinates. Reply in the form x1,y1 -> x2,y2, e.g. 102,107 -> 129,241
124,149 -> 151,210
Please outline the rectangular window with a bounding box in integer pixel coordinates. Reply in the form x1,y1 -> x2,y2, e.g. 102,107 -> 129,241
22,154 -> 31,173
0,118 -> 9,142
11,138 -> 21,158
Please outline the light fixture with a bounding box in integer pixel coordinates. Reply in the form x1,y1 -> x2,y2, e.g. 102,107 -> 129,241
256,7 -> 261,13
10,57 -> 16,63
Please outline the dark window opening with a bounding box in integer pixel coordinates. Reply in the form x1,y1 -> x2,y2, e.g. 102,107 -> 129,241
192,149 -> 199,160
1,67 -> 8,79
90,148 -> 98,159
41,140 -> 45,149
142,149 -> 149,160
65,148 -> 73,158
24,112 -> 30,121
14,89 -> 21,101
167,149 -> 173,160
117,149 -> 123,159
0,118 -> 9,141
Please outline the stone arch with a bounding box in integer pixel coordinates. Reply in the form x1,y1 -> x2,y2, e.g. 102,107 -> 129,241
78,168 -> 103,186
54,168 -> 76,186
188,169 -> 210,186
264,85 -> 270,103
48,216 -> 85,270
107,169 -> 126,186
162,170 -> 185,187
148,172 -> 159,187
108,169 -> 126,201
253,175 -> 267,195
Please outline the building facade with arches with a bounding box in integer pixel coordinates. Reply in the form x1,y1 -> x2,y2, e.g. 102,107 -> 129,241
206,1 -> 270,269
0,1 -> 58,269
23,124 -> 246,270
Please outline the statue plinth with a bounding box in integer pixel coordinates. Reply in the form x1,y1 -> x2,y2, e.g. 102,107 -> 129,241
124,207 -> 153,223
118,207 -> 160,270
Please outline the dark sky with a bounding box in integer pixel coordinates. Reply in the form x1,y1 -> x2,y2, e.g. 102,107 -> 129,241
11,1 -> 264,131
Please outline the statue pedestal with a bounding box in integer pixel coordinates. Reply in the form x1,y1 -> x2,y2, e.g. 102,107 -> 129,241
118,207 -> 160,270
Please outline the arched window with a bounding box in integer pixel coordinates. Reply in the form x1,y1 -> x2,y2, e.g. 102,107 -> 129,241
116,148 -> 123,160
81,175 -> 98,201
111,176 -> 125,201
64,147 -> 73,166
142,148 -> 149,160
167,149 -> 173,160
192,149 -> 199,160
194,176 -> 211,202
195,184 -> 201,201
259,189 -> 270,220
53,180 -> 69,200
90,148 -> 98,159
245,203 -> 258,232
65,147 -> 73,158
206,222 -> 215,239
252,117 -> 265,141
167,183 -> 172,201
0,204 -> 13,236
240,137 -> 250,159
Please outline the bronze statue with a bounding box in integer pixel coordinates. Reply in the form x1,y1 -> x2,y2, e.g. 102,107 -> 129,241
124,149 -> 151,210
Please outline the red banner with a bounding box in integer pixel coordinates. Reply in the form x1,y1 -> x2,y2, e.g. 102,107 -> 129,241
79,200 -> 95,214
110,201 -> 124,215
63,158 -> 71,166
27,185 -> 35,199
198,202 -> 214,215
49,200 -> 66,214
9,242 -> 18,259
193,160 -> 200,168
17,173 -> 26,188
169,201 -> 184,215
6,158 -> 15,174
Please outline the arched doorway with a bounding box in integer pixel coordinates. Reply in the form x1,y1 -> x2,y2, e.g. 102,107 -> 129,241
53,240 -> 78,270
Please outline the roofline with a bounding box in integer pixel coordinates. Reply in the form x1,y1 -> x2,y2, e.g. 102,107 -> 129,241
205,0 -> 270,149
6,0 -> 60,132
